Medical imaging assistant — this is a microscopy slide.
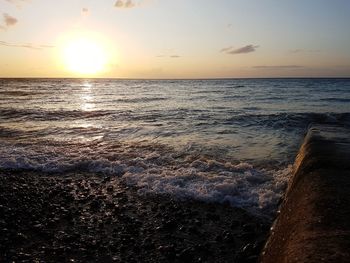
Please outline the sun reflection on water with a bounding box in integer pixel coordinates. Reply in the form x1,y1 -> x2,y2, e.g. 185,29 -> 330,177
81,82 -> 95,111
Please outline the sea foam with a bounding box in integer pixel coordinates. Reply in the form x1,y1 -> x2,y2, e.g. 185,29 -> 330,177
123,160 -> 291,219
0,140 -> 291,219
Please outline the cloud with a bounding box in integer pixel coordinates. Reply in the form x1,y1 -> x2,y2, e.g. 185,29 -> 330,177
0,40 -> 55,50
115,0 -> 124,7
253,65 -> 304,69
156,55 -> 181,58
125,0 -> 135,8
289,49 -> 303,53
221,45 -> 259,55
3,13 -> 18,26
220,46 -> 233,53
115,0 -> 136,8
81,7 -> 89,16
39,44 -> 55,48
289,49 -> 320,54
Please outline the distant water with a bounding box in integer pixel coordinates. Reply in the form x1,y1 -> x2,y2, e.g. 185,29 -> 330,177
1,78 -> 349,218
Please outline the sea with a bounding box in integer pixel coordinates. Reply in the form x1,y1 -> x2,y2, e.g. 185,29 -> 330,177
1,78 -> 349,219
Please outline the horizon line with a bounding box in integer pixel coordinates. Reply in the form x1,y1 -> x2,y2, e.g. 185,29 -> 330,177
1,76 -> 350,80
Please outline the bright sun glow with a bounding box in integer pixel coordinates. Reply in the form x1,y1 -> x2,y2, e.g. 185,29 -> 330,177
63,38 -> 107,75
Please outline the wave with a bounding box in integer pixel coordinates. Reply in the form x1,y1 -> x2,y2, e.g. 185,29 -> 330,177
242,106 -> 261,111
124,164 -> 291,220
224,112 -> 350,129
320,98 -> 350,103
0,140 -> 291,219
105,97 -> 168,103
0,108 -> 116,121
0,127 -> 24,138
0,91 -> 44,97
1,108 -> 349,135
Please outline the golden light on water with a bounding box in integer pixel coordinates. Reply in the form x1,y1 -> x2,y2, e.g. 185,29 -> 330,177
62,37 -> 108,75
81,82 -> 95,111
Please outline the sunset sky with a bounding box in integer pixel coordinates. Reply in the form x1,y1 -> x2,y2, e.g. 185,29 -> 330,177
0,0 -> 350,78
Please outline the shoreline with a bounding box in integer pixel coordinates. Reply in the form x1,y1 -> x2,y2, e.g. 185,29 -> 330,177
0,171 -> 269,262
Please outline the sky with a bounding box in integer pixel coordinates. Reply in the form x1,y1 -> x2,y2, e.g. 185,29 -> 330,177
0,0 -> 350,78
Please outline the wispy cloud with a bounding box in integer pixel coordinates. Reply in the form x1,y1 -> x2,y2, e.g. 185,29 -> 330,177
39,44 -> 55,48
221,45 -> 259,55
253,65 -> 304,69
3,13 -> 18,27
156,55 -> 181,58
220,46 -> 233,53
289,49 -> 321,54
115,0 -> 136,8
289,49 -> 303,53
0,40 -> 55,50
81,7 -> 89,16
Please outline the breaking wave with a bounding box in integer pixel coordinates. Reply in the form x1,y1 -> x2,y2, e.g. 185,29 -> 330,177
0,140 -> 291,219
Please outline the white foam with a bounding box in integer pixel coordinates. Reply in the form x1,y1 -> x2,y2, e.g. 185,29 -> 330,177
0,143 -> 127,174
0,140 -> 292,219
123,162 -> 291,219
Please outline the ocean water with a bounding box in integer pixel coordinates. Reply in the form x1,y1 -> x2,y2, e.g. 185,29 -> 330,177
1,78 -> 349,219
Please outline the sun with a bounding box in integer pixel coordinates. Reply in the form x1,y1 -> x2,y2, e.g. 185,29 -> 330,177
62,37 -> 107,75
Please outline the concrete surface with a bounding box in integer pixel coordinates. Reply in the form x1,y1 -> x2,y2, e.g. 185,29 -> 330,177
261,125 -> 350,263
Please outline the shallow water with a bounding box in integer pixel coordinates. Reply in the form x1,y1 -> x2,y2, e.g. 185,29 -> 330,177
1,78 -> 349,218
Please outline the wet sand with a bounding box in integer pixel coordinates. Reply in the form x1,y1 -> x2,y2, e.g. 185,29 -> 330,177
0,171 -> 269,263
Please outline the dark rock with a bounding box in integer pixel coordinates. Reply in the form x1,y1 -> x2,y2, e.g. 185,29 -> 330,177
189,226 -> 199,235
177,247 -> 195,262
239,232 -> 256,240
243,223 -> 256,233
194,219 -> 202,227
102,176 -> 111,183
236,243 -> 258,262
231,220 -> 241,229
215,234 -> 223,242
163,219 -> 177,231
0,172 -> 268,263
206,212 -> 220,221
223,232 -> 236,244
90,200 -> 102,211
15,233 -> 28,243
